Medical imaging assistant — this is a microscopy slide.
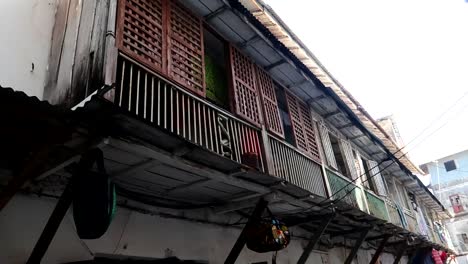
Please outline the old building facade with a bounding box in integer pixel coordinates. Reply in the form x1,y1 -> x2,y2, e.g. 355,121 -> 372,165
0,0 -> 455,263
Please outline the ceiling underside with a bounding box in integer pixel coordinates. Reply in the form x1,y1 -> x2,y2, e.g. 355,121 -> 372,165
179,0 -> 444,213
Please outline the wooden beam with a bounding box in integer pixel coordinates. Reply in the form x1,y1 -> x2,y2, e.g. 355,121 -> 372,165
26,148 -> 104,263
323,110 -> 341,119
225,199 -> 268,264
344,228 -> 370,264
369,235 -> 391,264
26,181 -> 73,264
204,6 -> 228,20
392,239 -> 408,264
297,213 -> 335,264
265,59 -> 286,71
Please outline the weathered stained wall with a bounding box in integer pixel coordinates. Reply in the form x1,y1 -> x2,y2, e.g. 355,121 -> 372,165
43,0 -> 112,107
0,194 -> 404,264
0,0 -> 57,99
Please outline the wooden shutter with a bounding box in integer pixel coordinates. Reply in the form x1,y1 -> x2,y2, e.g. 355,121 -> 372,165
285,92 -> 321,161
167,0 -> 205,96
341,140 -> 358,180
117,0 -> 166,74
229,46 -> 261,127
319,123 -> 338,169
255,66 -> 284,138
368,160 -> 388,196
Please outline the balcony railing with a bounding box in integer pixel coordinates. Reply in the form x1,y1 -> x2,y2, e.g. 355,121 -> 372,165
365,190 -> 389,221
385,199 -> 403,227
404,209 -> 418,233
326,170 -> 366,210
269,136 -> 326,197
115,55 -> 264,171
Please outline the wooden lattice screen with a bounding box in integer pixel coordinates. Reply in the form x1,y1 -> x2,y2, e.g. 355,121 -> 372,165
167,0 -> 205,96
229,46 -> 261,127
116,0 -> 166,74
255,66 -> 284,138
117,0 -> 205,95
286,92 -> 321,162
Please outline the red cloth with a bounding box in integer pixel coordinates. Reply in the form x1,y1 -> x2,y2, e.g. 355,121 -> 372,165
440,251 -> 448,262
432,249 -> 443,264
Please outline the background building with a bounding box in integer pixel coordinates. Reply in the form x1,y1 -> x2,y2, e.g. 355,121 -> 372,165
421,150 -> 468,262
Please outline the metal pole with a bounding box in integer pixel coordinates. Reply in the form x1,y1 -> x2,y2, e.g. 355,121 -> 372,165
297,213 -> 335,264
26,182 -> 73,264
225,198 -> 268,264
369,235 -> 391,264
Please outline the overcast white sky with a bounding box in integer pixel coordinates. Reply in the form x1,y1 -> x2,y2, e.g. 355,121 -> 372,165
265,0 -> 468,165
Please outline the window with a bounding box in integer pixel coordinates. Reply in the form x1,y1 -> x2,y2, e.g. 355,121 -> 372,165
444,160 -> 457,172
204,27 -> 229,108
361,158 -> 377,193
329,134 -> 349,177
450,194 -> 464,213
462,233 -> 468,244
275,86 -> 295,146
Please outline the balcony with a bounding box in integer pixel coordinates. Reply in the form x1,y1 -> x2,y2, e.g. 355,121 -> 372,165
364,190 -> 389,221
268,135 -> 326,197
385,199 -> 404,227
326,169 -> 366,211
115,55 -> 265,172
113,54 -> 330,199
404,208 -> 418,233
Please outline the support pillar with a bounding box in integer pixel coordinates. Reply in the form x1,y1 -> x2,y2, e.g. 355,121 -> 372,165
392,240 -> 408,264
26,149 -> 104,264
369,235 -> 391,264
344,228 -> 371,264
297,213 -> 335,264
225,198 -> 268,264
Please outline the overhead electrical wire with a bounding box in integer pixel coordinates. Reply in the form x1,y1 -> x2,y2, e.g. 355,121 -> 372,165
316,90 -> 468,210
272,90 -> 468,217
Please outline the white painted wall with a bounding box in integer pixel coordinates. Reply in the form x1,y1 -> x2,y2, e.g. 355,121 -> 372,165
0,0 -> 57,99
0,194 -> 401,264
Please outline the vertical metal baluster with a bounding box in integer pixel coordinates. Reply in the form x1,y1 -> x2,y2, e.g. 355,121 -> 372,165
270,139 -> 278,177
143,73 -> 147,119
231,120 -> 241,163
193,100 -> 197,143
164,82 -> 167,129
197,101 -> 202,145
280,143 -> 290,182
305,159 -> 313,193
119,60 -> 125,107
182,94 -> 186,138
150,77 -> 154,123
286,148 -> 300,186
207,107 -> 213,151
157,80 -> 161,126
212,111 -> 219,154
176,90 -> 179,135
170,86 -> 174,132
236,122 -> 244,160
187,97 -> 191,141
296,154 -> 303,189
203,105 -> 208,148
136,70 -> 140,116
128,64 -> 133,112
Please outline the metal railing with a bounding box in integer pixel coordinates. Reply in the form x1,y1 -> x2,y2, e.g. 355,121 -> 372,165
326,169 -> 366,211
364,190 -> 389,221
385,199 -> 403,227
115,55 -> 264,171
269,136 -> 326,197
